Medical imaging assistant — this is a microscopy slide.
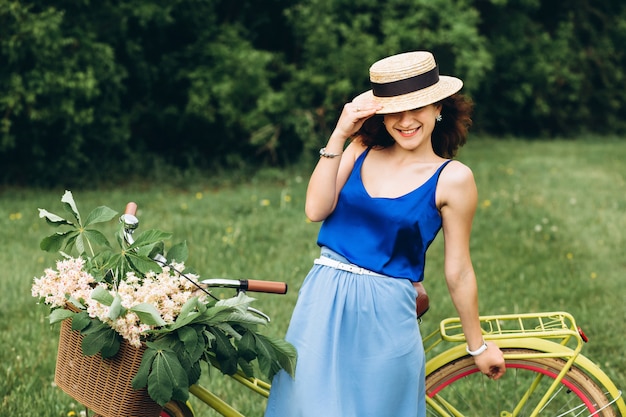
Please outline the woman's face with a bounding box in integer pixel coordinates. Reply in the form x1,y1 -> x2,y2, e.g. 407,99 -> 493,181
382,104 -> 441,149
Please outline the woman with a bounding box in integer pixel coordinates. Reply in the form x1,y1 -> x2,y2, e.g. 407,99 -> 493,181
265,51 -> 505,417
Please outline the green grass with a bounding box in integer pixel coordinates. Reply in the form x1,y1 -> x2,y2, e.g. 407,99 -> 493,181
1,137 -> 625,417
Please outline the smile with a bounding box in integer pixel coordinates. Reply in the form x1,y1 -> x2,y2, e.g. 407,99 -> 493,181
398,127 -> 419,137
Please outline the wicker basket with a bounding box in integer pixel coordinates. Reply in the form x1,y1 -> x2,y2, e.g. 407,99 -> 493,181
55,319 -> 163,417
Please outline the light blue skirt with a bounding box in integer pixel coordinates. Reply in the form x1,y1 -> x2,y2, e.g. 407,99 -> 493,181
265,248 -> 426,417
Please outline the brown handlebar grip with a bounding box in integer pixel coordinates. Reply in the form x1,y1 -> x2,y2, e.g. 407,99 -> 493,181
124,202 -> 138,215
245,280 -> 288,294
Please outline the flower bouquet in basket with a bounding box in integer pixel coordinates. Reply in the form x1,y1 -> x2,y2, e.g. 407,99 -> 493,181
32,191 -> 296,413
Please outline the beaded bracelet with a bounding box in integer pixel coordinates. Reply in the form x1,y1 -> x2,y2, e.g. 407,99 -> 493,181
319,147 -> 341,158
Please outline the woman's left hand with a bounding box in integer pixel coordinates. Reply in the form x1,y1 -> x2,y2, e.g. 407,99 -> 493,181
473,342 -> 506,380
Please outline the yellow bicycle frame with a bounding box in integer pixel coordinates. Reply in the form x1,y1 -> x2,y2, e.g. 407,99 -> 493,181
182,311 -> 625,417
424,311 -> 626,416
186,371 -> 271,417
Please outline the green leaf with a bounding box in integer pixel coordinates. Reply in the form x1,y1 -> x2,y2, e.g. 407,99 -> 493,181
108,293 -> 126,321
149,336 -> 178,351
82,229 -> 112,249
237,357 -> 255,378
101,252 -> 132,284
38,208 -> 73,227
195,305 -> 236,326
147,358 -> 173,406
39,231 -> 75,252
214,322 -> 243,340
208,328 -> 238,375
127,252 -> 161,275
166,241 -> 189,263
91,286 -> 114,306
64,232 -> 79,254
270,337 -> 298,377
188,327 -> 206,364
84,252 -> 112,282
237,331 -> 258,362
66,296 -> 86,310
177,326 -> 199,354
252,333 -> 277,377
147,242 -> 166,260
81,323 -> 121,358
216,292 -> 256,309
199,305 -> 267,328
134,242 -> 159,259
254,333 -> 297,379
128,229 -> 172,250
71,311 -> 91,331
147,349 -> 189,406
100,337 -> 122,358
84,205 -> 117,226
146,299 -> 204,337
91,250 -> 112,264
168,334 -> 200,384
186,361 -> 202,385
102,252 -> 124,275
49,308 -> 75,324
75,233 -> 86,255
132,345 -> 159,390
179,297 -> 203,319
131,303 -> 167,327
61,190 -> 81,225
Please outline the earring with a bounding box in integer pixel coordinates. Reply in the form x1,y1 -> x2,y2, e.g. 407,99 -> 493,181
436,114 -> 443,122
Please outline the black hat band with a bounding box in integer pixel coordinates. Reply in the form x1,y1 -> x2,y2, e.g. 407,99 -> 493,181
371,66 -> 439,98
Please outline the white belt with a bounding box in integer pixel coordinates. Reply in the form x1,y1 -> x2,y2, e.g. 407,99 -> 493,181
313,257 -> 388,277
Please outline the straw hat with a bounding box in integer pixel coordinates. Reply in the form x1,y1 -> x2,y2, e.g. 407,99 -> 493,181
353,51 -> 463,114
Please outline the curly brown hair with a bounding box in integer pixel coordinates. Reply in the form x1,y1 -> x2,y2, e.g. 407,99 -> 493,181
356,93 -> 474,158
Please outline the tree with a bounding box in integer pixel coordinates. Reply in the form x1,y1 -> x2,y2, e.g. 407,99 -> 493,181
0,1 -> 127,185
473,0 -> 626,136
1,0 -> 625,186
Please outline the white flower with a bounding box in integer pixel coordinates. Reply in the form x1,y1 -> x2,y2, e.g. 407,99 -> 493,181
33,256 -> 204,345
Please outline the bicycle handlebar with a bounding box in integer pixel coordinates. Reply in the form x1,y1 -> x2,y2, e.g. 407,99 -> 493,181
120,201 -> 289,295
120,202 -> 139,245
201,279 -> 288,294
246,279 -> 288,294
125,202 -> 138,216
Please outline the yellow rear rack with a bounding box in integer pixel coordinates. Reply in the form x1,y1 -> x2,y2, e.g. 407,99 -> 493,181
440,311 -> 580,343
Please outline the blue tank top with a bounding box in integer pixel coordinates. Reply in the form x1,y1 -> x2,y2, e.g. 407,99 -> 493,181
317,148 -> 451,282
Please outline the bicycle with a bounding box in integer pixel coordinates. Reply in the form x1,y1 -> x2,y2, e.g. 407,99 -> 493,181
160,307 -> 626,417
83,204 -> 625,416
423,312 -> 624,416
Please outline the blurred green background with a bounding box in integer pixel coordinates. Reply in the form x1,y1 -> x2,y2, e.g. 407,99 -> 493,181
2,0 -> 625,415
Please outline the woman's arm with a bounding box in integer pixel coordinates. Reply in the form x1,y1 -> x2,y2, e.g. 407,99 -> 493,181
305,135 -> 359,222
438,161 -> 506,379
305,101 -> 381,221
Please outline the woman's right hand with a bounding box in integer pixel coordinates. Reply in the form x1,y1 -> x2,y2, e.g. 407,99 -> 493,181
305,100 -> 381,222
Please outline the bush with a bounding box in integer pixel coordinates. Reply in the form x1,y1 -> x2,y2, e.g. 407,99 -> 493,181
0,1 -> 128,185
473,0 -> 626,136
1,0 -> 625,186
